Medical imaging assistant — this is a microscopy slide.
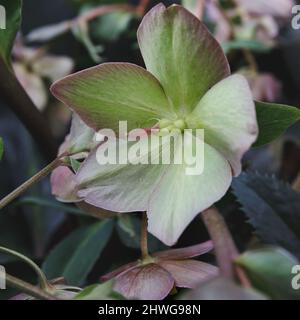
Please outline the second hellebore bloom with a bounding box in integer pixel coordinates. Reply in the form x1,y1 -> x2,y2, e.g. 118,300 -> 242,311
51,4 -> 258,245
101,240 -> 217,300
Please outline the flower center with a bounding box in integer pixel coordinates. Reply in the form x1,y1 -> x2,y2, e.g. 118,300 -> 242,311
158,118 -> 187,135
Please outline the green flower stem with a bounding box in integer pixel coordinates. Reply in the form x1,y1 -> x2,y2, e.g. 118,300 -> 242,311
0,246 -> 50,291
6,273 -> 58,300
141,212 -> 149,259
243,49 -> 258,73
0,157 -> 63,211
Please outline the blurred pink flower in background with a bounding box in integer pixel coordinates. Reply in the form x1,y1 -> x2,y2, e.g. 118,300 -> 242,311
13,40 -> 74,110
240,70 -> 282,102
203,0 -> 294,44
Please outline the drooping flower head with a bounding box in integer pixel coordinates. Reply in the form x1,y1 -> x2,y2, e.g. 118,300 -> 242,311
13,38 -> 74,110
101,240 -> 218,300
51,4 -> 258,245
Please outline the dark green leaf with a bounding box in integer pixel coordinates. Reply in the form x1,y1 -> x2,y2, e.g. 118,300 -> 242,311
0,212 -> 32,263
43,220 -> 114,286
0,0 -> 22,67
0,137 -> 3,160
16,196 -> 84,215
255,101 -> 300,147
232,172 -> 300,258
117,215 -> 166,252
236,247 -> 300,300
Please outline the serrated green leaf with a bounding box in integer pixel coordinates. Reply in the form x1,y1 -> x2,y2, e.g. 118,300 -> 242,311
255,101 -> 300,147
43,220 -> 114,286
232,172 -> 300,258
0,137 -> 3,160
236,247 -> 300,300
0,0 -> 22,67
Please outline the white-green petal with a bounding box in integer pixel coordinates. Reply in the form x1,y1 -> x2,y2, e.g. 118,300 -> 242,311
51,63 -> 174,132
137,4 -> 230,114
148,136 -> 232,246
186,74 -> 258,176
75,135 -> 169,212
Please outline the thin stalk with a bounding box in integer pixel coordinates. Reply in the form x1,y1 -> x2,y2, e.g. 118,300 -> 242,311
6,274 -> 58,300
202,207 -> 238,278
243,49 -> 258,73
195,0 -> 206,20
0,157 -> 62,210
202,206 -> 251,287
140,213 -> 149,259
0,246 -> 50,291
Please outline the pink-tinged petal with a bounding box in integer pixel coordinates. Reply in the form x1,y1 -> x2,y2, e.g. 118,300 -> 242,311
148,133 -> 232,246
59,113 -> 96,155
153,240 -> 214,260
114,264 -> 174,300
13,63 -> 47,111
256,16 -> 279,42
75,134 -> 169,213
51,63 -> 174,132
101,261 -> 139,282
51,166 -> 80,202
137,4 -> 230,112
245,72 -> 282,102
33,55 -> 74,82
237,0 -> 294,18
186,74 -> 258,176
206,1 -> 231,42
158,259 -> 218,288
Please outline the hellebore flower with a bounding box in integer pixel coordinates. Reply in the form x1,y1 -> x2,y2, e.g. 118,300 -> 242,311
51,4 -> 258,245
101,240 -> 218,300
204,0 -> 294,44
13,40 -> 74,110
241,70 -> 282,102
